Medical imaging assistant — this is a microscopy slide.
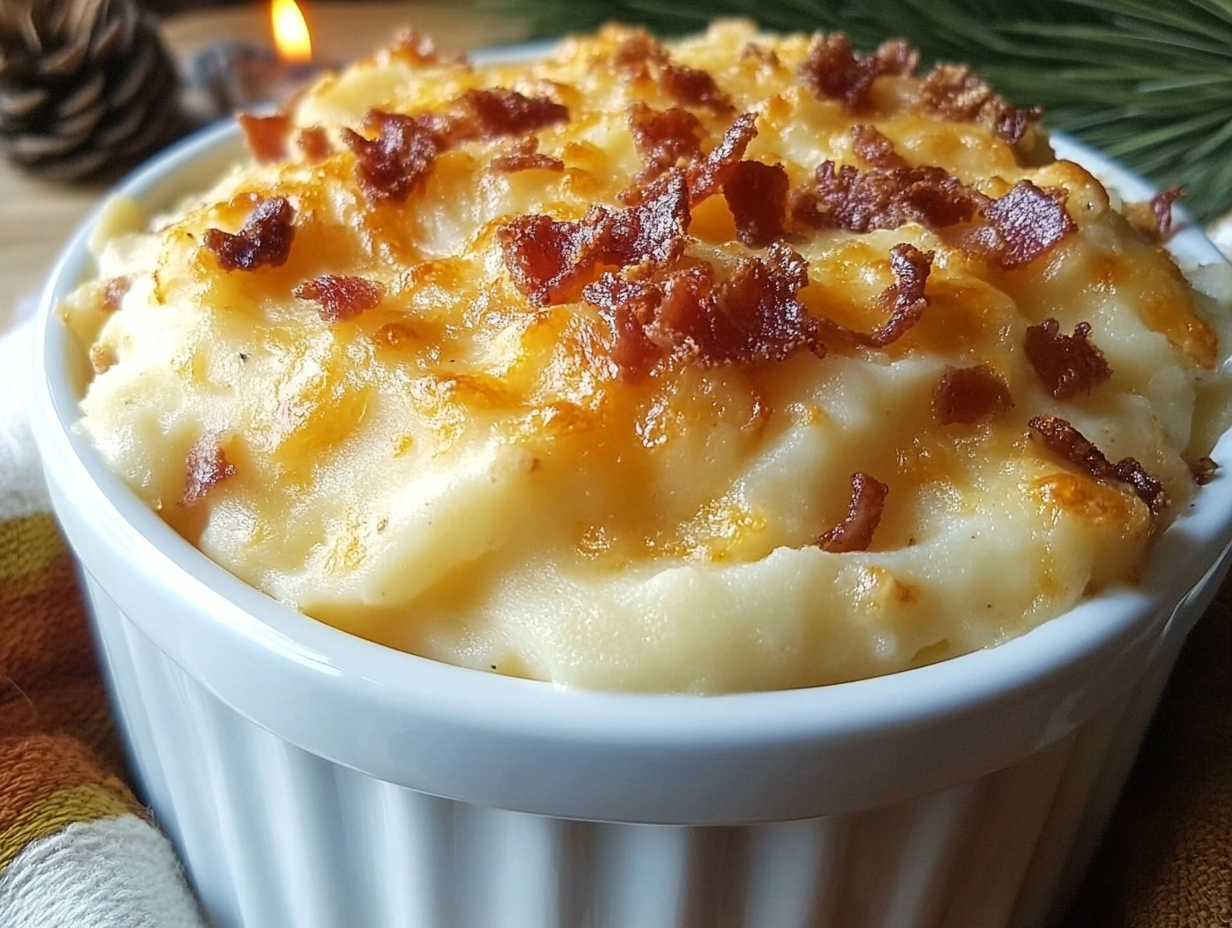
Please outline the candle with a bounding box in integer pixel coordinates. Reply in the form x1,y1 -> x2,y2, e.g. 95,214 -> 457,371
185,0 -> 332,120
174,2 -> 527,125
271,0 -> 313,65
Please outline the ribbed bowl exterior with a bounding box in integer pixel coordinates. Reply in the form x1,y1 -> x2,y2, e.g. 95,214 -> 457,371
82,567 -> 1204,928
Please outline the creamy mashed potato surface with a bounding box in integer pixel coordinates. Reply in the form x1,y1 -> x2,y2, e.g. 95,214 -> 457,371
62,21 -> 1232,692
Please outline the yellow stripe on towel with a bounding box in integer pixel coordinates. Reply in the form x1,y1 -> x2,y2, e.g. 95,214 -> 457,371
0,733 -> 146,872
0,513 -> 66,587
0,781 -> 140,871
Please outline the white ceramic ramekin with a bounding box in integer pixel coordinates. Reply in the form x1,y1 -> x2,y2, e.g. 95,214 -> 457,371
30,115 -> 1232,928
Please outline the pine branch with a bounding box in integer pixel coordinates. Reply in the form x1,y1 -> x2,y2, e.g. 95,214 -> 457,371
484,0 -> 1232,222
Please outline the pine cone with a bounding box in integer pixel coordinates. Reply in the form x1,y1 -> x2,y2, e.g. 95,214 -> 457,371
0,0 -> 185,182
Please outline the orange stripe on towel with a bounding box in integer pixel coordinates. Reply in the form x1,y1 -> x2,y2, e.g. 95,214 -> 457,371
0,677 -> 123,776
0,514 -> 100,688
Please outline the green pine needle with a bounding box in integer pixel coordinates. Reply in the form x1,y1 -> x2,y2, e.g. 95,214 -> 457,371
483,0 -> 1232,222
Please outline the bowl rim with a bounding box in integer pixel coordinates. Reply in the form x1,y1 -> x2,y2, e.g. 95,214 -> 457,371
29,110 -> 1232,821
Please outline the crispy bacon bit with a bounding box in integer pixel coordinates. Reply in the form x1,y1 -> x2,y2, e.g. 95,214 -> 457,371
1024,318 -> 1112,399
917,64 -> 1041,145
1029,414 -> 1169,515
622,111 -> 755,207
204,197 -> 296,272
629,102 -> 705,181
343,110 -> 442,204
685,111 -> 758,205
982,181 -> 1076,269
102,276 -> 130,312
238,112 -> 291,164
491,137 -> 564,173
613,29 -> 732,113
674,243 -> 817,364
612,29 -> 663,76
297,127 -> 332,163
585,275 -> 662,377
724,160 -> 790,247
499,211 -> 594,305
179,438 -> 236,508
341,91 -> 566,200
1114,458 -> 1171,515
292,274 -> 385,323
995,107 -> 1040,148
791,161 -> 985,233
585,243 -> 820,375
813,243 -> 934,349
661,61 -> 733,114
813,242 -> 936,347
454,88 -> 569,140
1029,415 -> 1112,482
1191,455 -> 1218,485
850,124 -> 905,169
932,365 -> 1013,425
1151,187 -> 1183,239
716,244 -> 818,358
586,269 -> 704,378
789,166 -> 1068,270
871,243 -> 933,346
798,35 -> 918,111
799,34 -> 884,110
498,173 -> 690,306
606,173 -> 691,266
817,472 -> 889,553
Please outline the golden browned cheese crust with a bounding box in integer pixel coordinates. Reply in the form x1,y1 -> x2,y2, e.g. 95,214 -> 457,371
63,21 -> 1230,692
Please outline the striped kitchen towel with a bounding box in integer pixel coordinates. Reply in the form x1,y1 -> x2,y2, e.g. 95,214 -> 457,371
0,317 -> 205,928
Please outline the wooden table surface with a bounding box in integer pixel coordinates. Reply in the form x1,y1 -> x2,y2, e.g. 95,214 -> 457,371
0,2 -> 525,332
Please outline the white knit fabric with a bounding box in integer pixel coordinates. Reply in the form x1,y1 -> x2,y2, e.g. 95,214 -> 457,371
0,320 -> 50,521
0,814 -> 206,928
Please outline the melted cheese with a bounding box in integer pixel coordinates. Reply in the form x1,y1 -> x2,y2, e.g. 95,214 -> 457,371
63,21 -> 1230,692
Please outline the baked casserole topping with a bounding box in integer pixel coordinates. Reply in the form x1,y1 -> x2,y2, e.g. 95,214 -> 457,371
62,21 -> 1231,692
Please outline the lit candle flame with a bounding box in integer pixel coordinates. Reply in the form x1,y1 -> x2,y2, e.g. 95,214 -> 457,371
271,0 -> 312,64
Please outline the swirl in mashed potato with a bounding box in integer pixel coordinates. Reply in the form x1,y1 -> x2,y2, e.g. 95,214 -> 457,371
61,22 -> 1232,692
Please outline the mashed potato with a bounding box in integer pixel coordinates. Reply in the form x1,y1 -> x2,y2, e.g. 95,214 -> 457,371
61,21 -> 1231,692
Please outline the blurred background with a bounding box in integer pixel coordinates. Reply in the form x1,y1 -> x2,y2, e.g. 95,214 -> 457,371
141,0 -> 246,10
